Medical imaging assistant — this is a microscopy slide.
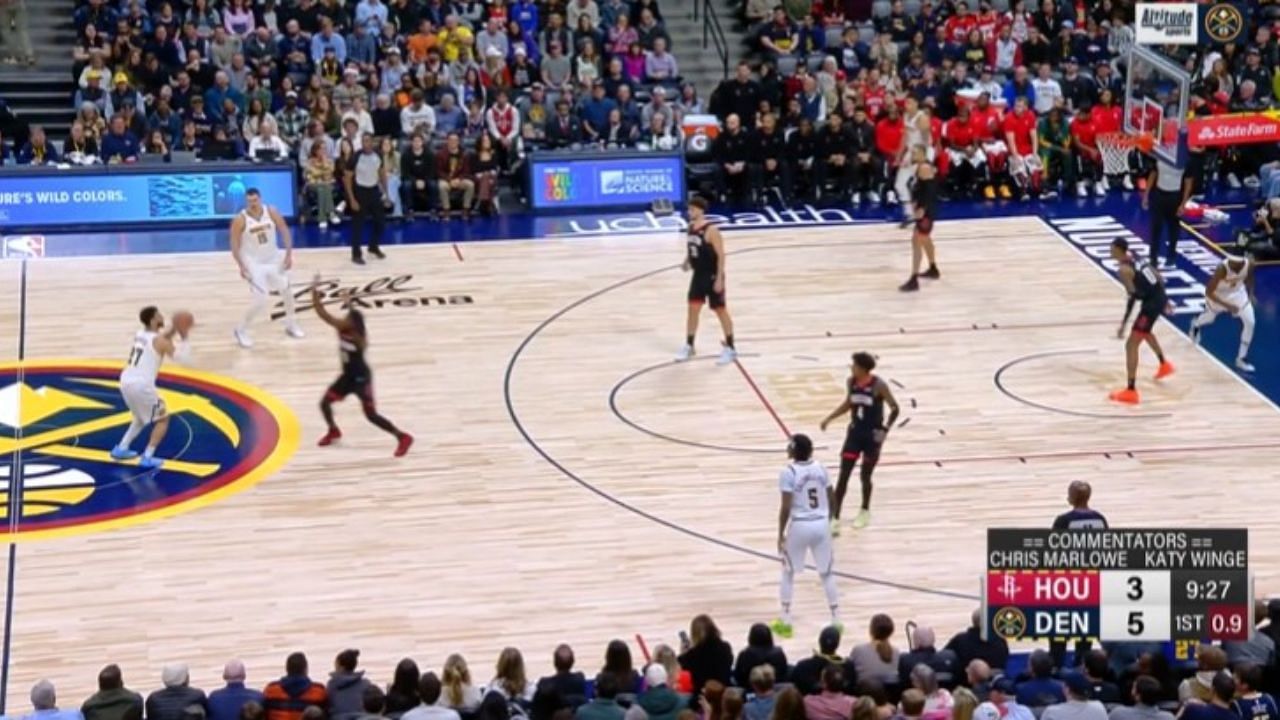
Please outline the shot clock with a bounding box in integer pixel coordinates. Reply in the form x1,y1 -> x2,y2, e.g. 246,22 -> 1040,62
983,529 -> 1250,643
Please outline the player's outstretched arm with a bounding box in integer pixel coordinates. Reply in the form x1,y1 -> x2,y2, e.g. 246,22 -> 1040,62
311,275 -> 346,330
819,398 -> 852,432
1205,266 -> 1235,314
229,213 -> 248,278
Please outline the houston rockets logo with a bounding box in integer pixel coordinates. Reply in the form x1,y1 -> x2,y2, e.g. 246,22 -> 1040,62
0,361 -> 298,540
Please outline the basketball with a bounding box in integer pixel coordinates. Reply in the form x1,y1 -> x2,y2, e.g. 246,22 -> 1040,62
173,310 -> 195,337
1135,133 -> 1155,154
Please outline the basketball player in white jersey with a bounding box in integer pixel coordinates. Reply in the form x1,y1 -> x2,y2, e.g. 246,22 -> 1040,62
894,97 -> 931,226
1190,254 -> 1256,372
230,188 -> 303,348
772,433 -> 839,640
110,306 -> 186,469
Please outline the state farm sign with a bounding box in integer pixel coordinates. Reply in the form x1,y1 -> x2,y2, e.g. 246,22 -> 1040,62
1187,114 -> 1280,146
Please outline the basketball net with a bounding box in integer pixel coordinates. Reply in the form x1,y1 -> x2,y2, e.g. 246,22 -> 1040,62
1097,132 -> 1154,175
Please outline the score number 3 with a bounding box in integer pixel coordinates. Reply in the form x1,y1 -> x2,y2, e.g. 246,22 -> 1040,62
1102,571 -> 1170,641
1127,577 -> 1145,635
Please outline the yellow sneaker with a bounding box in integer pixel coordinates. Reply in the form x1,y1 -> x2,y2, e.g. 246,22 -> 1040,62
829,518 -> 841,537
998,185 -> 1013,199
770,619 -> 794,639
983,186 -> 996,200
852,509 -> 871,529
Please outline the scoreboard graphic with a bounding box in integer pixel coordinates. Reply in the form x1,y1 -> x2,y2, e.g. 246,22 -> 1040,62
984,529 -> 1250,643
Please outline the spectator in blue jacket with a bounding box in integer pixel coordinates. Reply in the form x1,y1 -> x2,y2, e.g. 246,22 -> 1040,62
209,661 -> 264,720
1003,66 -> 1036,109
16,126 -> 59,165
100,114 -> 141,163
204,70 -> 245,122
579,80 -> 617,141
512,0 -> 538,36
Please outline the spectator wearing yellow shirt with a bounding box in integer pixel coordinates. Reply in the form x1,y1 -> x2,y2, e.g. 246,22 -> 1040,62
436,14 -> 474,62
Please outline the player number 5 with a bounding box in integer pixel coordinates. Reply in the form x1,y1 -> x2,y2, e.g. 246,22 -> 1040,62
807,488 -> 819,509
1128,611 -> 1144,636
1127,576 -> 1143,601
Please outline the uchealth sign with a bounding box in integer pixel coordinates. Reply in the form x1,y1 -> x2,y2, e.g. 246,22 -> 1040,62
1187,112 -> 1280,147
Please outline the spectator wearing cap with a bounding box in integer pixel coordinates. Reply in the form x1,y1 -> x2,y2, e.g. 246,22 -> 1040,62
277,92 -> 310,146
209,661 -> 264,720
510,46 -> 538,88
791,626 -> 858,696
988,676 -> 1033,720
105,72 -> 144,119
897,628 -> 959,690
1015,651 -> 1065,707
1107,676 -> 1174,720
1178,673 -> 1238,720
636,665 -> 682,720
263,653 -> 329,720
145,664 -> 208,720
21,680 -> 82,720
1237,47 -> 1273,103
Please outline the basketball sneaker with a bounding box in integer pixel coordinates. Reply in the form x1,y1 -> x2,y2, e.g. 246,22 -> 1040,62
1236,358 -> 1256,372
1154,361 -> 1176,380
233,327 -> 254,349
675,344 -> 694,362
1189,325 -> 1202,345
317,428 -> 342,446
852,509 -> 871,529
395,433 -> 414,457
770,619 -> 794,639
999,185 -> 1013,199
716,345 -> 738,365
983,186 -> 996,200
1077,181 -> 1088,198
1123,175 -> 1135,191
1095,180 -> 1107,197
899,276 -> 920,292
110,446 -> 139,461
1109,388 -> 1140,404
920,265 -> 941,279
139,455 -> 164,470
285,323 -> 305,339
830,518 -> 841,537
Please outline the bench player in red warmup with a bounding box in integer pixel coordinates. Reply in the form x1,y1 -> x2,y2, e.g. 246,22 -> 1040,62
1109,239 -> 1175,405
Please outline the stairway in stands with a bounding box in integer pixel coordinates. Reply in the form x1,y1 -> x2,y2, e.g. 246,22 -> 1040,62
0,0 -> 80,140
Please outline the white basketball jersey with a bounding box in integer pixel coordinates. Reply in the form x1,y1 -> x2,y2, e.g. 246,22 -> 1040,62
1220,257 -> 1250,296
120,330 -> 162,385
905,110 -> 928,153
779,461 -> 831,522
239,208 -> 281,264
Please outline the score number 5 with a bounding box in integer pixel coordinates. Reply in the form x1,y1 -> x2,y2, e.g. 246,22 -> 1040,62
1126,577 -> 1145,635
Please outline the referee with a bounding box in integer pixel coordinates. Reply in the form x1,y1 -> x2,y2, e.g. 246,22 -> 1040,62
344,134 -> 388,265
1143,154 -> 1194,268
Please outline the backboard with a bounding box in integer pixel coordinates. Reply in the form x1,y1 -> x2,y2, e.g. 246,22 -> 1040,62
1123,45 -> 1190,168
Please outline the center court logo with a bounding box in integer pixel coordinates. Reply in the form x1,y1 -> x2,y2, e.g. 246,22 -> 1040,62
542,167 -> 575,203
0,361 -> 298,540
272,275 -> 474,321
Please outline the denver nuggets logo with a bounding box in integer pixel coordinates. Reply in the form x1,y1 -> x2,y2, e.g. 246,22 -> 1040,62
992,607 -> 1028,640
0,360 -> 298,540
1204,4 -> 1244,44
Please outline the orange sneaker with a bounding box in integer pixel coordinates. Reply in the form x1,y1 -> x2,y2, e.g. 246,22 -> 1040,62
1109,388 -> 1140,404
1155,361 -> 1176,379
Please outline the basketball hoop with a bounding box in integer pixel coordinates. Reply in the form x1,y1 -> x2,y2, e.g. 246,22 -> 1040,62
1097,132 -> 1154,176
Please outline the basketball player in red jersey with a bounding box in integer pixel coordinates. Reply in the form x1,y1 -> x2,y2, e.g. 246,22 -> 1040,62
1002,96 -> 1045,200
1069,104 -> 1106,197
944,104 -> 986,198
676,196 -> 736,364
312,274 -> 414,455
819,352 -> 900,532
969,92 -> 1009,198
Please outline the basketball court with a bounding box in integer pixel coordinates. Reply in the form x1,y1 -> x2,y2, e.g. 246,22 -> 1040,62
0,212 -> 1276,702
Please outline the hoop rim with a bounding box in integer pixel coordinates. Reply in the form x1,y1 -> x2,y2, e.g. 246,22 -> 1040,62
1097,132 -> 1140,149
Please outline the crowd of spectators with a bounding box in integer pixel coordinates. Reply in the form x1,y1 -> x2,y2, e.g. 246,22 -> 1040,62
11,606 -> 1280,720
0,0 -> 702,222
705,0 -> 1280,211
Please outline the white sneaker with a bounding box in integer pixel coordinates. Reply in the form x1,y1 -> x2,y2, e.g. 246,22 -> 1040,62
1227,173 -> 1242,189
851,192 -> 861,206
1122,175 -> 1134,191
1095,181 -> 1107,197
867,190 -> 881,204
1100,176 -> 1111,193
234,327 -> 254,348
336,201 -> 346,213
674,344 -> 694,362
1237,358 -> 1256,372
318,221 -> 329,230
886,190 -> 899,205
285,323 -> 305,339
1244,175 -> 1261,188
852,509 -> 871,529
331,214 -> 342,225
1077,181 -> 1088,197
716,345 -> 738,365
